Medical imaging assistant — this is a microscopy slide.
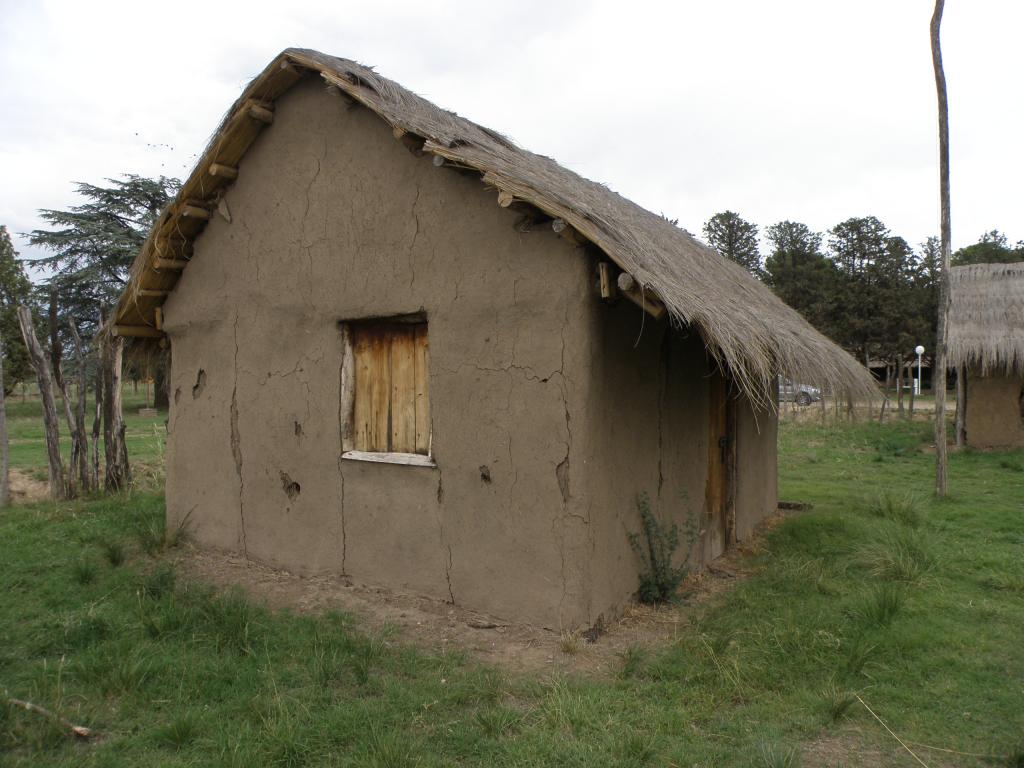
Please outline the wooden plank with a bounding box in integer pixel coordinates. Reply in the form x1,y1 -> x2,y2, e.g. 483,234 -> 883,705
598,262 -> 616,300
341,450 -> 436,467
705,372 -> 728,559
390,327 -> 416,453
248,103 -> 274,124
154,307 -> 163,331
180,204 -> 210,220
352,330 -> 373,451
112,325 -> 163,338
414,325 -> 430,455
616,273 -> 667,319
339,325 -> 356,452
153,258 -> 188,270
137,289 -> 170,298
208,163 -> 239,180
368,332 -> 391,452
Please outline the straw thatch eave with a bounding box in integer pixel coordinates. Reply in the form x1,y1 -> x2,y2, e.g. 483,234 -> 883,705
111,48 -> 878,406
948,262 -> 1024,375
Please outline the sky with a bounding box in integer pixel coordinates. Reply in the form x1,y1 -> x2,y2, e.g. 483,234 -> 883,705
1,0 -> 1021,275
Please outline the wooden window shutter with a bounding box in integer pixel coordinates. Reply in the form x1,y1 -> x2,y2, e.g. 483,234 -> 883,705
351,323 -> 430,455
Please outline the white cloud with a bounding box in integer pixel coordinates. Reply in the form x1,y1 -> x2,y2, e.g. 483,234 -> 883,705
2,0 -> 1020,271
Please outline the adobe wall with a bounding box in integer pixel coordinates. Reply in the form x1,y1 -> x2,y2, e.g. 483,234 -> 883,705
161,76 -> 779,629
163,78 -> 594,628
574,303 -> 779,624
966,371 -> 1024,449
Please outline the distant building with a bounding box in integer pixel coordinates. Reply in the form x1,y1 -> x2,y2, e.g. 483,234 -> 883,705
948,262 -> 1024,448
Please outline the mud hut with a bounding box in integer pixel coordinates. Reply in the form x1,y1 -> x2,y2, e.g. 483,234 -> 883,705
110,49 -> 875,629
948,262 -> 1024,449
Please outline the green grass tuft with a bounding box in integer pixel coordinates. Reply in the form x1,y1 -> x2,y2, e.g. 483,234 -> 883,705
71,557 -> 97,585
867,490 -> 923,527
856,530 -> 936,581
848,583 -> 904,627
102,539 -> 126,567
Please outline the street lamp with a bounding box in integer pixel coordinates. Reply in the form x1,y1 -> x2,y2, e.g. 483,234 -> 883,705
914,345 -> 925,395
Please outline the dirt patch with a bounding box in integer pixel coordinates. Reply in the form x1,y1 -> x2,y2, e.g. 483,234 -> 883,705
802,726 -> 963,768
174,509 -> 792,677
9,468 -> 50,504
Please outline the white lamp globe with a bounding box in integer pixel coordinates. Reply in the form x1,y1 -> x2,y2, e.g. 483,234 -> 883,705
915,345 -> 925,355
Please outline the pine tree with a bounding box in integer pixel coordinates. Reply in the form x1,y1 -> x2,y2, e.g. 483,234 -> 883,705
703,211 -> 762,276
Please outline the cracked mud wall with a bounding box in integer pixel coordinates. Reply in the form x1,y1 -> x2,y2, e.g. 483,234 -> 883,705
734,380 -> 778,542
163,79 -> 591,628
965,370 -> 1024,449
576,301 -> 779,623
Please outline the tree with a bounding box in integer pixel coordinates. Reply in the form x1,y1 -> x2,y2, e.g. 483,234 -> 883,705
827,216 -> 893,363
0,226 -> 35,394
930,0 -> 951,497
26,174 -> 180,494
763,221 -> 840,335
952,230 -> 1022,266
17,307 -> 66,500
703,211 -> 762,276
28,175 -> 179,315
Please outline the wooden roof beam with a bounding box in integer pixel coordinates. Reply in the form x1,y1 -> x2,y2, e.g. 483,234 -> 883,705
617,273 -> 667,320
154,258 -> 189,271
208,163 -> 239,180
113,325 -> 164,338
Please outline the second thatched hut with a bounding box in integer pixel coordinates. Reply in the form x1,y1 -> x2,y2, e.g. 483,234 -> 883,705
948,262 -> 1024,449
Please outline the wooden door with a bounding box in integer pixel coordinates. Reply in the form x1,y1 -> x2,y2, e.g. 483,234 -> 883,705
705,370 -> 735,559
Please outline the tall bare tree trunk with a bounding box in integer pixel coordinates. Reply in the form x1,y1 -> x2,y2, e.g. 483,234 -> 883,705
896,356 -> 905,417
0,335 -> 9,509
69,322 -> 91,492
101,329 -> 128,492
955,365 -> 967,447
931,0 -> 951,497
56,375 -> 77,498
91,364 -> 102,491
48,288 -> 64,393
17,306 -> 66,500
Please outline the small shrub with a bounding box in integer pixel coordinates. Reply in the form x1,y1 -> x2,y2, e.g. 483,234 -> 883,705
857,531 -> 936,582
559,631 -> 581,656
848,584 -> 904,627
72,558 -> 97,585
757,740 -> 801,768
867,491 -> 922,528
475,706 -> 522,738
617,644 -> 648,680
102,540 -> 126,567
153,711 -> 200,749
140,564 -> 176,601
821,681 -> 856,721
135,517 -> 166,556
843,634 -> 877,677
627,494 -> 693,604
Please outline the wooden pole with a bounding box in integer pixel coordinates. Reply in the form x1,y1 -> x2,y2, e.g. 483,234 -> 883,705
17,306 -> 66,499
931,0 -> 951,497
955,365 -> 966,447
0,335 -> 9,509
69,321 -> 91,492
101,329 -> 128,492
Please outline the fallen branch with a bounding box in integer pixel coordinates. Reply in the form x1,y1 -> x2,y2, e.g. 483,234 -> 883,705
5,696 -> 95,739
855,693 -> 929,767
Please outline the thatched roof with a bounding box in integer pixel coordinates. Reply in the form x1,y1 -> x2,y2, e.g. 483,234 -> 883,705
112,48 -> 877,405
948,262 -> 1024,374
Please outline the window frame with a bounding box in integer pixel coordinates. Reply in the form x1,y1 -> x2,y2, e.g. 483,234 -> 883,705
339,315 -> 435,468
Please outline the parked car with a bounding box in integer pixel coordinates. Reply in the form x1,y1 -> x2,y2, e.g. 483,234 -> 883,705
778,376 -> 822,406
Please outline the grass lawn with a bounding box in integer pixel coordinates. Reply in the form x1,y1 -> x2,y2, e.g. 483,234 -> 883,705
4,389 -> 166,482
1,414 -> 1022,766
